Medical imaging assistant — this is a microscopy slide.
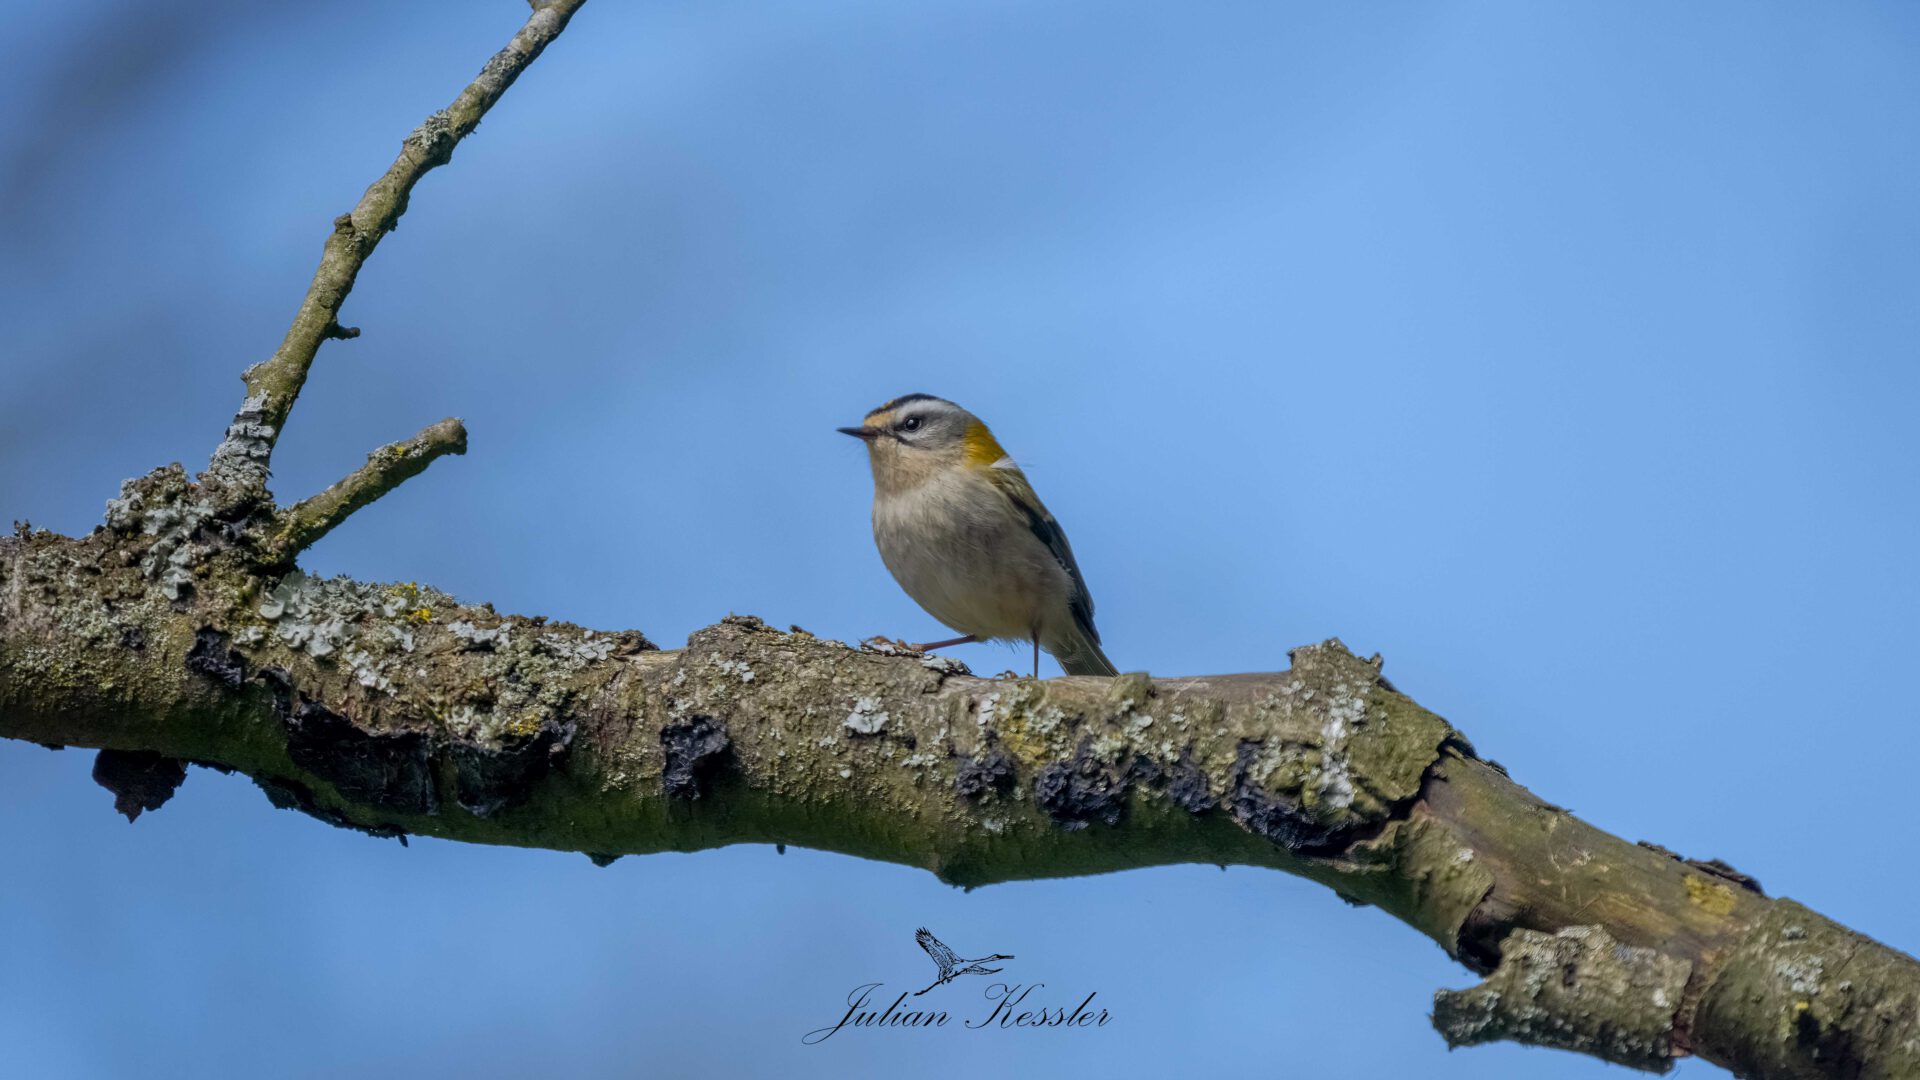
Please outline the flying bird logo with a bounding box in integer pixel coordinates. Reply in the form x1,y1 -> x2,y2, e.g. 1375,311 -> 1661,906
912,927 -> 1014,996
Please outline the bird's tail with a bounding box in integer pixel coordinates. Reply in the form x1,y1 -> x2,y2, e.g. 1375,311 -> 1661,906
1047,622 -> 1118,677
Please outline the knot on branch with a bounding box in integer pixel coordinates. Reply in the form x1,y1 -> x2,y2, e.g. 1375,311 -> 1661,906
405,110 -> 458,167
1433,925 -> 1690,1073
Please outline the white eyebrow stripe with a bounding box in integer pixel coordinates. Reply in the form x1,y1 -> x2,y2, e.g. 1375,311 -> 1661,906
989,456 -> 1020,470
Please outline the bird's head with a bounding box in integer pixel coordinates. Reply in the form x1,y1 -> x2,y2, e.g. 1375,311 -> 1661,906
839,393 -> 1010,494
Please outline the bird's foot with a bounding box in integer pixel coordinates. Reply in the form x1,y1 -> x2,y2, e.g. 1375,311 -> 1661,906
860,636 -> 925,657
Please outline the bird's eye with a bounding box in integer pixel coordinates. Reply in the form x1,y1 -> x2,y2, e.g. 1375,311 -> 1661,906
899,416 -> 923,433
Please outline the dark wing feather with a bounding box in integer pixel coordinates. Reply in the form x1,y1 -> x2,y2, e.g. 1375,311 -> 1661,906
916,928 -> 958,972
993,470 -> 1100,644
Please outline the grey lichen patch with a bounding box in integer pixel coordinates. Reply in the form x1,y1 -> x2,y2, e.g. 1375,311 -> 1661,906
1433,925 -> 1690,1073
245,571 -> 637,749
1313,681 -> 1364,811
479,46 -> 521,85
448,618 -> 510,649
405,109 -> 457,164
103,464 -> 216,602
844,696 -> 889,736
540,629 -> 614,663
204,392 -> 277,493
256,571 -> 396,659
920,655 -> 970,678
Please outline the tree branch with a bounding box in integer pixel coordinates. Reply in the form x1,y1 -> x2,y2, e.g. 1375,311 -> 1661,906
203,0 -> 586,500
7,4 -> 1918,1077
269,417 -> 466,560
4,517 -> 1918,1077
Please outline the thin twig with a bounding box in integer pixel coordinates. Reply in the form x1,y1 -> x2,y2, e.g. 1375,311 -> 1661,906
205,0 -> 588,497
270,418 -> 467,559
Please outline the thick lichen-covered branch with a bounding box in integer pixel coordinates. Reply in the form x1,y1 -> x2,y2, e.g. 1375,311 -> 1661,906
269,418 -> 466,560
204,0 -> 587,498
3,488 -> 1918,1079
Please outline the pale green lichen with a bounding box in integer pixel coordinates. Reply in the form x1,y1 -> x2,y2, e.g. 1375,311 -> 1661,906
447,618 -> 510,648
844,696 -> 889,735
102,465 -> 214,601
1314,681 -> 1367,811
539,630 -> 612,663
920,656 -> 968,676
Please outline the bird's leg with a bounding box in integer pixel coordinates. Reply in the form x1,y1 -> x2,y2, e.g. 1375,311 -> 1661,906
912,634 -> 978,652
1030,631 -> 1040,679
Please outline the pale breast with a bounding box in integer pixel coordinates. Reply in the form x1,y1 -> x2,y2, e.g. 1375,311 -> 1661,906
871,471 -> 1073,642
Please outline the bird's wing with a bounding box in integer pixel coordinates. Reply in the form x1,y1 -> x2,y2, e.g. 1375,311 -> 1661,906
916,928 -> 958,972
986,466 -> 1100,645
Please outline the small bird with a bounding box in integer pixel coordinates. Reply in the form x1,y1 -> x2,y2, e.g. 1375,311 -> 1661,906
840,394 -> 1118,677
912,927 -> 1013,996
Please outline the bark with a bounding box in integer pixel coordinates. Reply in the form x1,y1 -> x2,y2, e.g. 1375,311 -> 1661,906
4,3 -> 1916,1077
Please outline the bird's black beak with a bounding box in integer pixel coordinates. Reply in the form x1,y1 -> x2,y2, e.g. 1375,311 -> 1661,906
838,426 -> 879,441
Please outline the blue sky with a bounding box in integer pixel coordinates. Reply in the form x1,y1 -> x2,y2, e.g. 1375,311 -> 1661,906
2,2 -> 1916,1076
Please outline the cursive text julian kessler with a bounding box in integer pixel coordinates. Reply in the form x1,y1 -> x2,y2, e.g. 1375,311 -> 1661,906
803,982 -> 1110,1044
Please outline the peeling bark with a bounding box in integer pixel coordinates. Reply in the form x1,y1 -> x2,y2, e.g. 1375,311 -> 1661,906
4,3 -> 1917,1076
